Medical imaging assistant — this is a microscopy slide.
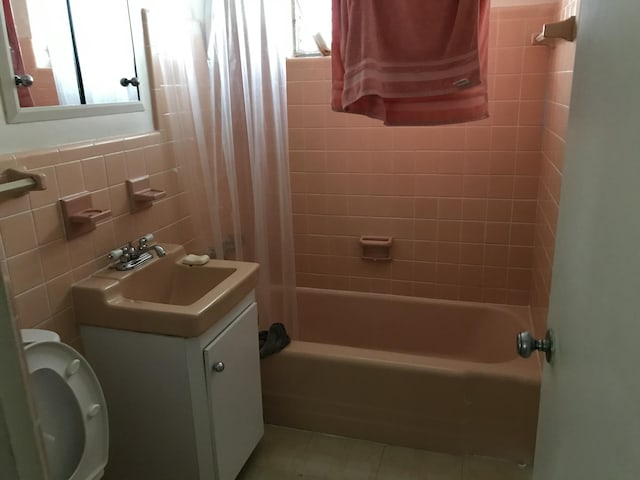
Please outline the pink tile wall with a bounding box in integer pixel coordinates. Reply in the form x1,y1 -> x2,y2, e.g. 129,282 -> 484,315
530,0 -> 580,335
0,18 -> 213,349
288,4 -> 556,305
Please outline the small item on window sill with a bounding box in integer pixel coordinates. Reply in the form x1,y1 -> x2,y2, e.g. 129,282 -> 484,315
313,32 -> 331,56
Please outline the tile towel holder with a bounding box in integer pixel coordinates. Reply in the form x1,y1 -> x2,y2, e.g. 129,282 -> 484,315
532,16 -> 577,46
360,236 -> 393,262
126,175 -> 166,213
60,191 -> 112,239
0,168 -> 47,196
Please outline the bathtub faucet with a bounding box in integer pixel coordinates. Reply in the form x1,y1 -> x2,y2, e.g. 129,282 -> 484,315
108,233 -> 166,271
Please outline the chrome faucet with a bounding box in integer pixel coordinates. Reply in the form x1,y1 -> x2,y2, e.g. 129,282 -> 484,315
108,233 -> 166,271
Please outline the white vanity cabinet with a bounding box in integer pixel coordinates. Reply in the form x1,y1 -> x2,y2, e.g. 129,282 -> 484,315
80,292 -> 263,480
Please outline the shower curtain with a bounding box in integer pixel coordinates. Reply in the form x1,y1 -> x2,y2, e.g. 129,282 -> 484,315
149,1 -> 297,335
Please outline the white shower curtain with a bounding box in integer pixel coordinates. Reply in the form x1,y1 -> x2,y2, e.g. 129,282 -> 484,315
149,1 -> 298,335
205,0 -> 297,334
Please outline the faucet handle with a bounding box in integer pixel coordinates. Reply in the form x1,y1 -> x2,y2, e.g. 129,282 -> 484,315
138,233 -> 154,247
108,248 -> 124,261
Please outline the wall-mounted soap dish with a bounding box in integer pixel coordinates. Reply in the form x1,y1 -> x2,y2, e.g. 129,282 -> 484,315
126,175 -> 166,213
60,192 -> 112,239
360,236 -> 393,262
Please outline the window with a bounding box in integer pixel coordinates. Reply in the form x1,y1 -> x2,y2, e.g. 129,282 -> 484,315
292,0 -> 331,56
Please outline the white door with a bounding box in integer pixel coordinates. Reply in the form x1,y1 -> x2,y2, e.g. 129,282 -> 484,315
533,0 -> 640,478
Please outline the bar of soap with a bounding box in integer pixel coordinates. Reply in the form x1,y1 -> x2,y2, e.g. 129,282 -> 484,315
182,254 -> 210,266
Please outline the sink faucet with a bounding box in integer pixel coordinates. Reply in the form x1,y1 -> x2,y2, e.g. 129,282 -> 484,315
108,233 -> 166,271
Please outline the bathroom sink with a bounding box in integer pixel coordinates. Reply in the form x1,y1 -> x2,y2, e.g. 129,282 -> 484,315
72,244 -> 259,337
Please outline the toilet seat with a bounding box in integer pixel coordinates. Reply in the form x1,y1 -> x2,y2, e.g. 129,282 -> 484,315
24,341 -> 108,480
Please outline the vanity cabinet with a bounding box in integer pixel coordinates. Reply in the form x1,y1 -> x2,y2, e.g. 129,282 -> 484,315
80,292 -> 263,480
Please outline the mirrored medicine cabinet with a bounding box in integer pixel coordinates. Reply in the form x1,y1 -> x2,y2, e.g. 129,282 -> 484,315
0,0 -> 144,123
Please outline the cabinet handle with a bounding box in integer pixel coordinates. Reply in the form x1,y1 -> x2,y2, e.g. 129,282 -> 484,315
120,77 -> 140,87
212,361 -> 225,373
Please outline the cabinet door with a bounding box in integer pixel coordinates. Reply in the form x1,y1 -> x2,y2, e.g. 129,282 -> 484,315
204,302 -> 264,480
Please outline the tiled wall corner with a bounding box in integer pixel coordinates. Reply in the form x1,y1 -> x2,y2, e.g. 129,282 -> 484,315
530,0 -> 580,336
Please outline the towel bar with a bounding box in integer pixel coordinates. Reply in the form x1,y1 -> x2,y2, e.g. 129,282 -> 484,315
0,168 -> 47,196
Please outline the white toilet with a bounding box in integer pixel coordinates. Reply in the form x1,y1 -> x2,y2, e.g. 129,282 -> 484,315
21,329 -> 109,480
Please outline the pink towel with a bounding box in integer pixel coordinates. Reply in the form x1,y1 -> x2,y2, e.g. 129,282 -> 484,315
331,0 -> 489,125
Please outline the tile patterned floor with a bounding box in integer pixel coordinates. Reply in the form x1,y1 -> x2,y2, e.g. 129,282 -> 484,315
238,425 -> 532,480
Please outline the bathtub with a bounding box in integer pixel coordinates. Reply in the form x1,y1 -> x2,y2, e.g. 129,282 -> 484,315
260,287 -> 541,464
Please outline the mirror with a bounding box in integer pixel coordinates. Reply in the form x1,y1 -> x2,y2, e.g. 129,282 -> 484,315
0,0 -> 144,123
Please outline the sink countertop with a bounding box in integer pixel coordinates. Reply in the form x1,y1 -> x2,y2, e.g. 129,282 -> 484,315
72,244 -> 259,338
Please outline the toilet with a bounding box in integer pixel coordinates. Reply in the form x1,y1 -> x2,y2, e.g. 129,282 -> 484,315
21,329 -> 108,480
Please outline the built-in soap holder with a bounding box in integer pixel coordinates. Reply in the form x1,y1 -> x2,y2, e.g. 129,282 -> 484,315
126,175 -> 166,213
60,192 -> 112,239
360,236 -> 393,262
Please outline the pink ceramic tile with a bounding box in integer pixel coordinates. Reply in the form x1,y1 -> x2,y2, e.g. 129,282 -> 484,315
493,75 -> 522,100
517,126 -> 544,151
510,246 -> 534,268
465,127 -> 492,150
460,243 -> 485,265
13,285 -> 51,329
523,47 -> 551,74
440,128 -> 466,150
491,101 -> 520,126
437,199 -> 463,220
485,244 -> 510,267
483,266 -> 508,288
304,129 -> 327,150
82,156 -> 108,191
494,47 -> 524,74
414,241 -> 437,262
488,176 -> 514,199
437,221 -> 461,242
508,268 -> 533,290
46,274 -> 73,315
58,142 -> 95,163
519,101 -> 545,126
438,152 -> 466,174
521,74 -> 548,100
0,212 -> 38,256
497,19 -> 527,47
460,265 -> 484,287
511,223 -> 535,246
512,200 -> 537,223
461,222 -> 486,243
436,263 -> 460,284
28,166 -> 60,209
485,222 -> 511,244
32,205 -> 64,245
39,240 -> 71,280
6,249 -> 44,295
391,261 -> 414,281
462,199 -> 487,221
392,127 -> 442,151
462,175 -> 489,198
414,198 -> 438,219
487,199 -> 513,221
513,176 -> 539,199
491,127 -> 518,151
464,152 -> 492,175
55,162 -> 85,197
437,242 -> 460,263
414,151 -> 441,174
